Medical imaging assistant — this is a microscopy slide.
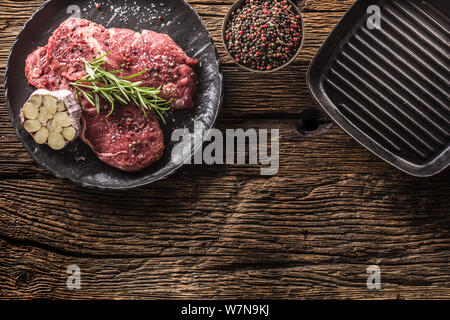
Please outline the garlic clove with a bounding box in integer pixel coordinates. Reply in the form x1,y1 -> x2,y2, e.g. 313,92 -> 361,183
22,102 -> 39,120
48,132 -> 66,150
54,112 -> 73,127
57,100 -> 66,112
38,107 -> 52,124
47,119 -> 63,133
43,95 -> 58,115
24,119 -> 42,133
29,94 -> 42,106
34,127 -> 49,144
62,127 -> 76,141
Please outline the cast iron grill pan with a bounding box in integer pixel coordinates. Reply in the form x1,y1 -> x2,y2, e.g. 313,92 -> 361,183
308,0 -> 449,176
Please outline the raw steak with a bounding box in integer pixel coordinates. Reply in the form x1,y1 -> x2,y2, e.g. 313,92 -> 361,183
25,18 -> 199,172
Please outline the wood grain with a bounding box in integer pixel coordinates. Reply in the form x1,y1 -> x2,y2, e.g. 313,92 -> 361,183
0,0 -> 449,300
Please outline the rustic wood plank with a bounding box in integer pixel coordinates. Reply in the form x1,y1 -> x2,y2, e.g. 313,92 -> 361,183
0,119 -> 406,178
0,238 -> 448,299
0,163 -> 448,299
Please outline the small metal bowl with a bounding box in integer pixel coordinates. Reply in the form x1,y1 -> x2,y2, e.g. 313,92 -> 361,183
222,0 -> 305,73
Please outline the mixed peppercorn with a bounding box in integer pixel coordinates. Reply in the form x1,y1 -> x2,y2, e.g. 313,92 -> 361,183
224,0 -> 302,71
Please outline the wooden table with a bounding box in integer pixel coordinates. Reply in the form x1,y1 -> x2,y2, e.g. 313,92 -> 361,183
0,0 -> 449,300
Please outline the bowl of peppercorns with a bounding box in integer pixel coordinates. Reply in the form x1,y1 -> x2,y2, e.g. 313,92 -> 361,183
223,0 -> 305,73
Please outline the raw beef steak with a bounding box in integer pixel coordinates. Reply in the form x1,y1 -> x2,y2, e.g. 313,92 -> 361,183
25,18 -> 198,172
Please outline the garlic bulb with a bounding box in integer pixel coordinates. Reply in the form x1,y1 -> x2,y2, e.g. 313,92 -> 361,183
20,89 -> 82,150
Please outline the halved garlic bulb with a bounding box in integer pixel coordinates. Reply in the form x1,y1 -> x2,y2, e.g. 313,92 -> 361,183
20,89 -> 82,150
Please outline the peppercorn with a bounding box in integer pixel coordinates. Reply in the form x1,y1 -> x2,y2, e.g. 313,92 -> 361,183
225,0 -> 301,71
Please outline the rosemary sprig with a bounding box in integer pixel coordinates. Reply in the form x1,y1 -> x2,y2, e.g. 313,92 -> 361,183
70,52 -> 171,123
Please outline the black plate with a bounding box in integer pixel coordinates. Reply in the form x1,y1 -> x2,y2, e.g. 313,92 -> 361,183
5,0 -> 223,189
308,0 -> 449,177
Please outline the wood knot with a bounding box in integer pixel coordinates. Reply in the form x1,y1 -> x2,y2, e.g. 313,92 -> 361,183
15,269 -> 33,287
296,109 -> 333,137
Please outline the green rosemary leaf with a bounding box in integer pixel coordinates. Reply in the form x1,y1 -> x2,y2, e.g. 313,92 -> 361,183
119,70 -> 147,80
85,61 -> 96,80
81,89 -> 95,107
112,92 -> 128,105
107,100 -> 115,117
74,87 -> 82,106
103,91 -> 115,106
136,90 -> 146,109
89,51 -> 112,63
115,81 -> 129,102
94,93 -> 100,113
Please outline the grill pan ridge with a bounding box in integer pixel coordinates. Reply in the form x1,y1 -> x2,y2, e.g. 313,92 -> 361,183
308,0 -> 450,177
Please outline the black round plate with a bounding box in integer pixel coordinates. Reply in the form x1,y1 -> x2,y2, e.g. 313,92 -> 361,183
5,0 -> 223,189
